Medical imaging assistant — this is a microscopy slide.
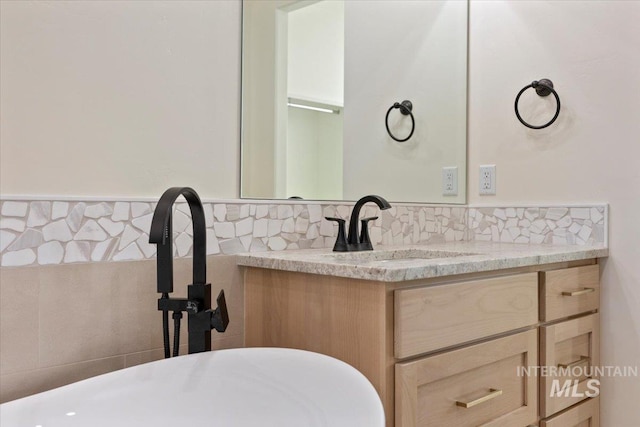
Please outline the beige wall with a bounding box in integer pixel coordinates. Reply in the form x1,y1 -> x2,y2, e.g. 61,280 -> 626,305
0,255 -> 244,403
468,2 -> 640,426
0,0 -> 240,199
0,0 -> 244,403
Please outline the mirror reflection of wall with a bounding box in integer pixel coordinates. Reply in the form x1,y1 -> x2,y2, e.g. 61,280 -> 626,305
285,0 -> 343,200
343,0 -> 467,203
241,0 -> 468,204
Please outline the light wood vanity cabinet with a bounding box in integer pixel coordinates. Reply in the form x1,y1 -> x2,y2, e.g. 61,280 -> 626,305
540,264 -> 600,322
540,313 -> 600,417
244,259 -> 601,427
540,397 -> 600,427
394,273 -> 538,358
395,329 -> 538,427
539,264 -> 601,422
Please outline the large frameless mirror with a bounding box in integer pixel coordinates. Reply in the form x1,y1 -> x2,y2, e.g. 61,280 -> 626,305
241,0 -> 468,203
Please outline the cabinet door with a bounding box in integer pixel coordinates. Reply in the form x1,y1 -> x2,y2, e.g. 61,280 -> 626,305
395,330 -> 538,427
540,264 -> 600,322
541,397 -> 599,427
540,314 -> 600,418
395,273 -> 538,358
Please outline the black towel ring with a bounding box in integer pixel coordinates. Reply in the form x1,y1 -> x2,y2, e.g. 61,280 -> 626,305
514,79 -> 561,129
385,100 -> 415,142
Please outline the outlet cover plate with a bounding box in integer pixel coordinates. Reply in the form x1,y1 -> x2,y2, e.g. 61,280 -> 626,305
442,167 -> 458,196
479,165 -> 496,195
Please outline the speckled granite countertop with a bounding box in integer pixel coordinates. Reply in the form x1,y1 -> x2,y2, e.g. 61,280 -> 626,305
235,242 -> 608,282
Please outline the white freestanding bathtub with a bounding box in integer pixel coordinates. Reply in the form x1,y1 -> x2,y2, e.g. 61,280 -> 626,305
0,347 -> 384,427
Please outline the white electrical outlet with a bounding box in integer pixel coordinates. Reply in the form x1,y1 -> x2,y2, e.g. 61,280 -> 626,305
442,167 -> 458,196
479,165 -> 496,195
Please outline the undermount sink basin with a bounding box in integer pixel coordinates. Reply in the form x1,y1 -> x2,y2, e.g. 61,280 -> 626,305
323,248 -> 478,264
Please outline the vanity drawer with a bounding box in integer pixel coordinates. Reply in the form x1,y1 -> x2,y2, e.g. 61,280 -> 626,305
395,273 -> 538,358
540,265 -> 599,322
540,314 -> 600,417
395,330 -> 538,427
540,397 -> 599,427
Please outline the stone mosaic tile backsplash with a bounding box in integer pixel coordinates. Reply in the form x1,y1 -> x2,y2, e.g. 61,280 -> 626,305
468,206 -> 607,245
0,199 -> 606,267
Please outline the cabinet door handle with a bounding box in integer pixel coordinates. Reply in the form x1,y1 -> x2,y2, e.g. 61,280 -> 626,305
562,287 -> 595,297
455,388 -> 502,408
558,355 -> 590,369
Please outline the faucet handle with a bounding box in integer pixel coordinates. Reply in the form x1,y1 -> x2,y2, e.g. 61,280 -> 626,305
359,217 -> 379,251
211,289 -> 229,333
325,217 -> 349,252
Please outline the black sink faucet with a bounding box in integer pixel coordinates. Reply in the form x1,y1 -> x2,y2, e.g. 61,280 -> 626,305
149,187 -> 228,358
326,195 -> 391,252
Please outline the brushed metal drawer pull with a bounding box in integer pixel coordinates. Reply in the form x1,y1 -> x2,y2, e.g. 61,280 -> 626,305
562,287 -> 595,297
455,388 -> 502,408
558,355 -> 590,369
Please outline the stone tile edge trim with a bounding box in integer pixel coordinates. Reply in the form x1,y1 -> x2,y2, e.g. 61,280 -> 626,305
0,200 -> 468,267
